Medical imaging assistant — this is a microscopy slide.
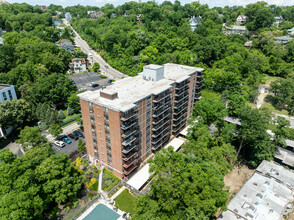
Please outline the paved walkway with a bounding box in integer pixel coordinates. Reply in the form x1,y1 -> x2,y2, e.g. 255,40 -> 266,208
110,186 -> 126,200
43,122 -> 80,143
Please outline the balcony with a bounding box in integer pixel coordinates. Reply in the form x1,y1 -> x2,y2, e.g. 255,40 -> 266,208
122,143 -> 139,154
122,135 -> 138,146
122,129 -> 138,138
173,121 -> 186,133
121,112 -> 138,122
123,164 -> 137,175
152,112 -> 171,125
152,125 -> 170,138
121,120 -> 137,130
175,92 -> 189,101
153,105 -> 171,117
122,151 -> 138,161
152,119 -> 170,131
123,159 -> 137,168
153,91 -> 170,103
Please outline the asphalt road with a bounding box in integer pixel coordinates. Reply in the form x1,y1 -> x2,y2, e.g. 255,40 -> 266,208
62,19 -> 127,80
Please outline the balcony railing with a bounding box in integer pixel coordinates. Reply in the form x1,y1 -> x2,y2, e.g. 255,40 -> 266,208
153,105 -> 171,117
122,136 -> 138,146
152,125 -> 170,138
173,121 -> 186,133
122,151 -> 138,161
123,159 -> 137,168
121,112 -> 138,121
153,92 -> 170,103
121,121 -> 137,130
123,164 -> 137,175
122,129 -> 138,138
152,112 -> 170,125
122,144 -> 139,154
152,119 -> 170,131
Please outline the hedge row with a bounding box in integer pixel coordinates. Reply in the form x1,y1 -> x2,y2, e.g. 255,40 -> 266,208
60,114 -> 81,127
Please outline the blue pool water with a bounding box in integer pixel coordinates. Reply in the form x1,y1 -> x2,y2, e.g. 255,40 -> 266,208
84,204 -> 120,220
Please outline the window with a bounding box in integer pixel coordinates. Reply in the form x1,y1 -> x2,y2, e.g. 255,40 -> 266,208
107,153 -> 112,159
146,151 -> 151,157
95,153 -> 99,158
105,132 -> 110,137
2,92 -> 7,101
108,160 -> 113,166
107,146 -> 111,152
89,102 -> 93,107
8,90 -> 13,100
105,124 -> 110,130
106,139 -> 111,144
104,116 -> 109,120
90,110 -> 94,115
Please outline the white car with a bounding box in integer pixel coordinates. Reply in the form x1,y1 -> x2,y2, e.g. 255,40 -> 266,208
54,141 -> 65,148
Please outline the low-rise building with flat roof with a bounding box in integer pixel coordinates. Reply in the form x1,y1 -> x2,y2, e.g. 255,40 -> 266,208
219,160 -> 294,220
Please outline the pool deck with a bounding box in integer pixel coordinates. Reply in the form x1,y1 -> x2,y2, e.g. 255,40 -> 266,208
77,199 -> 125,220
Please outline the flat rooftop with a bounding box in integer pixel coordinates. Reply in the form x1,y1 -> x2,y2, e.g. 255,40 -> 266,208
220,161 -> 294,220
0,84 -> 12,90
275,147 -> 294,168
78,63 -> 204,112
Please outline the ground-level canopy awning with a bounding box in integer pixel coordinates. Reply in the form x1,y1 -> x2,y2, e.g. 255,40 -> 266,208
164,137 -> 185,152
127,138 -> 185,191
126,163 -> 150,191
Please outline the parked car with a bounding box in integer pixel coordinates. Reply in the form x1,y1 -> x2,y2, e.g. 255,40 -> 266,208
56,135 -> 67,141
108,80 -> 113,84
68,133 -> 79,140
54,141 -> 65,148
62,137 -> 72,144
74,130 -> 84,138
89,83 -> 99,88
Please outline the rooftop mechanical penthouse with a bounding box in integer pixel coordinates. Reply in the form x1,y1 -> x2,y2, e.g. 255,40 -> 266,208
78,63 -> 204,179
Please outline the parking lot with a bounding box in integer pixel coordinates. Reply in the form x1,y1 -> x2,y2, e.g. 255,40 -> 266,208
51,137 -> 80,155
68,72 -> 113,91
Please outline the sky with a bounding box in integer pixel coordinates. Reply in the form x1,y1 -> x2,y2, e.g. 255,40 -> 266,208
7,0 -> 294,8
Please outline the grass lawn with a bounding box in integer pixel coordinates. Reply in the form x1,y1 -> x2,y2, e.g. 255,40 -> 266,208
262,101 -> 289,115
114,189 -> 135,216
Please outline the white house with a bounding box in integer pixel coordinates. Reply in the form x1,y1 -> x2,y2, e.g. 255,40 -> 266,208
65,12 -> 72,21
274,16 -> 283,26
189,16 -> 202,32
0,84 -> 18,138
70,58 -> 87,73
236,15 -> 247,25
288,27 -> 294,36
228,25 -> 247,35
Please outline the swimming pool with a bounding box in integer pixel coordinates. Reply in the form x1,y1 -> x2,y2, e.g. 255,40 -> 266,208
83,204 -> 120,220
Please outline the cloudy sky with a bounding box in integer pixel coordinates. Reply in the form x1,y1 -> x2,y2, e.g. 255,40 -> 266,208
8,0 -> 294,7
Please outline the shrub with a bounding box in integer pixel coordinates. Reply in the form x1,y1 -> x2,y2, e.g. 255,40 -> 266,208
91,178 -> 97,184
58,110 -> 66,119
85,181 -> 92,189
92,182 -> 98,191
60,114 -> 81,127
100,75 -> 107,78
67,106 -> 74,116
69,150 -> 79,158
88,192 -> 94,200
39,122 -> 49,131
77,139 -> 86,153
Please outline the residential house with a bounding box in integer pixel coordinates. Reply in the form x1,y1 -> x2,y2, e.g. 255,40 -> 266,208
0,0 -> 9,5
88,11 -> 104,19
189,16 -> 202,32
70,58 -> 87,73
78,63 -> 204,179
39,5 -> 47,10
274,36 -> 293,44
56,11 -> 62,15
274,16 -> 283,26
244,40 -> 252,49
259,84 -> 272,94
58,39 -> 75,54
0,84 -> 18,138
65,12 -> 72,21
288,27 -> 294,36
236,15 -> 247,25
228,25 -> 247,35
218,14 -> 224,19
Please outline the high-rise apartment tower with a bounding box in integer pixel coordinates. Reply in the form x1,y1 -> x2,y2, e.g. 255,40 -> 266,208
78,63 -> 204,179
